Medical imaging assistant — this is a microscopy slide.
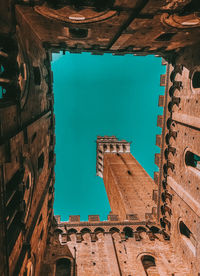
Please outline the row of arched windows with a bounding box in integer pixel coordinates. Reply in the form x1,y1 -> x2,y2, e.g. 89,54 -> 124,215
54,255 -> 158,276
65,226 -> 160,236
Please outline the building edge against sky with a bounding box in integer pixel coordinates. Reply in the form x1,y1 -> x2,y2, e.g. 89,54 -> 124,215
0,0 -> 200,275
52,53 -> 166,221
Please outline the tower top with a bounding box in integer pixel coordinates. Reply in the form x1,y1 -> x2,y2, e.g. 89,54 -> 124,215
96,136 -> 131,178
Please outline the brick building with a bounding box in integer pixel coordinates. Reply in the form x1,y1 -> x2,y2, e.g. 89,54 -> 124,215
0,0 -> 200,275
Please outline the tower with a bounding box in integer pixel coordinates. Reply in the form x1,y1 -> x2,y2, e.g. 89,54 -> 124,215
96,136 -> 156,221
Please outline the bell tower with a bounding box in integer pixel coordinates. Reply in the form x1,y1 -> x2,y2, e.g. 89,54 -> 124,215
96,136 -> 156,221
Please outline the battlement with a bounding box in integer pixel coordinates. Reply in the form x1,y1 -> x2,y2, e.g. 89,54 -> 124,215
53,214 -> 170,244
54,209 -> 156,227
96,136 -> 131,177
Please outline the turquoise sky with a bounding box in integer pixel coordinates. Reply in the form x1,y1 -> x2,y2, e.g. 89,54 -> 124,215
52,53 -> 165,221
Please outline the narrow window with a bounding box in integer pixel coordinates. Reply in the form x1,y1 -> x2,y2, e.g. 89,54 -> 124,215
192,71 -> 200,88
55,258 -> 71,276
179,221 -> 191,238
141,255 -> 156,276
33,67 -> 41,85
155,33 -> 175,41
69,28 -> 88,39
179,221 -> 196,256
123,227 -> 133,238
185,151 -> 200,170
38,152 -> 44,172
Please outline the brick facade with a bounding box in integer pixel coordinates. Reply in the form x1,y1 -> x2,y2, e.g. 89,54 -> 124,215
0,0 -> 200,275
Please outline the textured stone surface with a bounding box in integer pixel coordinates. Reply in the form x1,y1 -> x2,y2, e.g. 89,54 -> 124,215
0,0 -> 200,275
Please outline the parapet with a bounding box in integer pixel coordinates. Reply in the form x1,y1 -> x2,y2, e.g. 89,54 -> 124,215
96,136 -> 131,178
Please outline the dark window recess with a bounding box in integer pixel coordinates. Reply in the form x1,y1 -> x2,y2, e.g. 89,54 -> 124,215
141,255 -> 156,271
109,227 -> 120,233
179,221 -> 192,238
38,214 -> 42,225
123,227 -> 133,238
31,132 -> 37,143
192,71 -> 200,88
25,176 -> 30,189
7,212 -> 21,255
55,258 -> 71,276
6,168 -> 25,203
155,33 -> 176,41
69,28 -> 88,39
185,151 -> 200,170
33,66 -> 41,85
38,152 -> 44,172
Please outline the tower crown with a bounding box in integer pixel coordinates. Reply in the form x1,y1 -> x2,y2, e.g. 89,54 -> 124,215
96,136 -> 131,178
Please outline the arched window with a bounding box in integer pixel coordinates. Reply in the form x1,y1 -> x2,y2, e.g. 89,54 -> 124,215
109,227 -> 120,234
141,255 -> 156,276
155,33 -> 175,41
80,228 -> 91,234
55,258 -> 71,276
67,228 -> 77,235
69,28 -> 88,39
179,221 -> 196,256
123,227 -> 133,238
94,227 -> 105,234
185,151 -> 200,171
179,221 -> 191,238
192,71 -> 200,88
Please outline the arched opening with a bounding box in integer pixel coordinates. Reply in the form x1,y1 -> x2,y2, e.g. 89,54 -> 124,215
141,255 -> 156,276
67,228 -> 77,235
109,227 -> 120,234
33,67 -> 41,85
69,28 -> 88,39
149,226 -> 160,234
179,221 -> 196,255
55,258 -> 71,276
123,227 -> 133,238
136,226 -> 146,233
179,221 -> 191,238
38,152 -> 44,173
192,71 -> 200,88
185,151 -> 200,170
80,228 -> 91,234
155,33 -> 175,41
94,227 -> 105,234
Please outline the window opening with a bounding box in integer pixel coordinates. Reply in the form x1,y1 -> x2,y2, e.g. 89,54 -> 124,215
141,255 -> 156,276
123,227 -> 133,238
179,221 -> 191,238
192,71 -> 200,88
55,258 -> 71,276
69,28 -> 88,39
38,152 -> 44,172
155,33 -> 175,41
185,151 -> 200,170
33,67 -> 41,85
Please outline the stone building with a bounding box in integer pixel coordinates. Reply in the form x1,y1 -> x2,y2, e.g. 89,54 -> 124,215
0,0 -> 200,275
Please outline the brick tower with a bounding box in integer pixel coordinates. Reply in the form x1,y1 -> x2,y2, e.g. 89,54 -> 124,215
96,136 -> 156,221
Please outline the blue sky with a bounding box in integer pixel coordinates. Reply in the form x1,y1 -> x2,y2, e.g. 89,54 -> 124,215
52,52 -> 165,221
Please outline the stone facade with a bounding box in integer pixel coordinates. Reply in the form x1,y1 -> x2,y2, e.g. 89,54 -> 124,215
0,0 -> 200,275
